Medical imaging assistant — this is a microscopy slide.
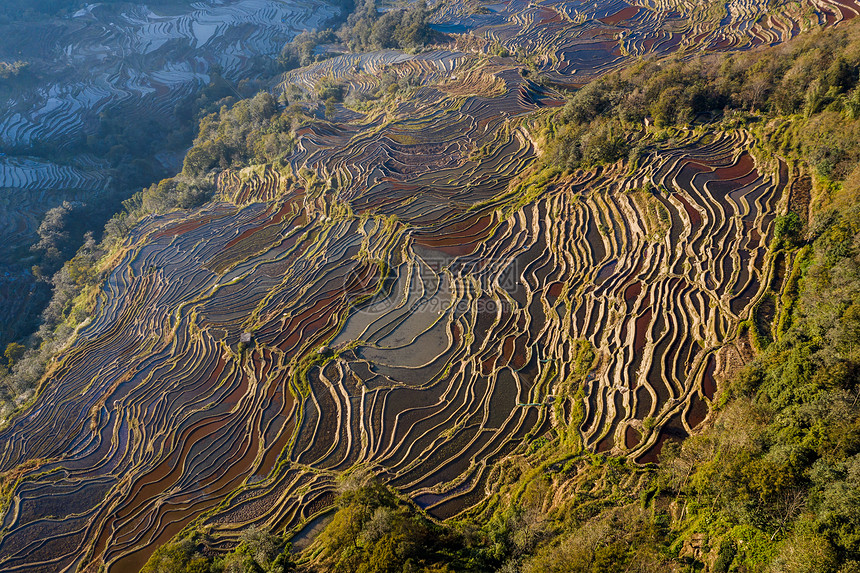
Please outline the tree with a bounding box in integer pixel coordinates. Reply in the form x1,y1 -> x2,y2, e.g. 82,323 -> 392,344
826,56 -> 856,94
4,343 -> 25,368
34,201 -> 83,262
774,212 -> 803,248
325,97 -> 338,120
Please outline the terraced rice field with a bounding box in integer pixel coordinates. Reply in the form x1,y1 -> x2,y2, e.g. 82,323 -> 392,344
432,0 -> 860,84
0,36 -> 800,568
2,0 -> 855,566
0,0 -> 341,347
0,0 -> 336,249
0,0 -> 336,151
0,155 -> 114,260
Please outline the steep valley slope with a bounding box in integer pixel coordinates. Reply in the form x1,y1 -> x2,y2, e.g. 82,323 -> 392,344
0,0 -> 858,571
0,0 -> 339,346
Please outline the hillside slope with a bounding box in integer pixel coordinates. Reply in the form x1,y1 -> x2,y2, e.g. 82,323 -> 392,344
1,0 -> 860,572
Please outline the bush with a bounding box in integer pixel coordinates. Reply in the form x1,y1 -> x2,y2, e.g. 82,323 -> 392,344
774,212 -> 804,248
